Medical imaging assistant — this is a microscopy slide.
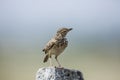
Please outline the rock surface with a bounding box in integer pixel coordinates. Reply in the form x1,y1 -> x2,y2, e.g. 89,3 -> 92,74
36,67 -> 84,80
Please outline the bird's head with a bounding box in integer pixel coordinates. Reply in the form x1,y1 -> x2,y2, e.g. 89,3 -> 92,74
57,27 -> 73,37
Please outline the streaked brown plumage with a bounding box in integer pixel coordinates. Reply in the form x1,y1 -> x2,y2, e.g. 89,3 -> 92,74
42,27 -> 72,67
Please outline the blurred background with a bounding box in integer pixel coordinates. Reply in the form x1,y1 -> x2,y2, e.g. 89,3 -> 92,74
0,0 -> 120,80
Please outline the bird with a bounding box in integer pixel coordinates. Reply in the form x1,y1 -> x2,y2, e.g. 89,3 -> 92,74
42,27 -> 72,67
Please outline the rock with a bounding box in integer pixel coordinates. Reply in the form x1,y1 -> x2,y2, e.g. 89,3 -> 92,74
36,67 -> 84,80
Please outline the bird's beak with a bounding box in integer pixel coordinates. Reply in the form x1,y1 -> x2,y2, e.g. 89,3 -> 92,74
68,28 -> 73,31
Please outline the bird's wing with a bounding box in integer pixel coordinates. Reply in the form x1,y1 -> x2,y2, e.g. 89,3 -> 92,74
42,39 -> 56,54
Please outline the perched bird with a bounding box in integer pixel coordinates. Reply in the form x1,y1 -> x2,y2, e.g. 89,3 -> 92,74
42,27 -> 72,67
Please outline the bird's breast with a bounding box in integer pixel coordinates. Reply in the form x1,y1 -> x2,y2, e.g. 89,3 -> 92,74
49,38 -> 68,56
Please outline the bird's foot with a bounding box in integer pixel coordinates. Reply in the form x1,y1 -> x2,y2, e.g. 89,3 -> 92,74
54,65 -> 64,69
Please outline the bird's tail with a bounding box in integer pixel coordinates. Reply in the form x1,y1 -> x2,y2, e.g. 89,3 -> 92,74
43,54 -> 49,63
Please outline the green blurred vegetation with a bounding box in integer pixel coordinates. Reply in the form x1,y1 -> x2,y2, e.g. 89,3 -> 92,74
0,39 -> 120,80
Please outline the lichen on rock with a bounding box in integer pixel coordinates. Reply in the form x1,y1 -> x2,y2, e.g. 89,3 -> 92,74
36,67 -> 84,80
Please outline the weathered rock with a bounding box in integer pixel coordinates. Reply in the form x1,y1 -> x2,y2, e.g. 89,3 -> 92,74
36,67 -> 84,80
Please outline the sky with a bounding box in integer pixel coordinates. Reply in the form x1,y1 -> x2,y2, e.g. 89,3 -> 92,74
0,0 -> 120,80
0,0 -> 120,54
0,0 -> 120,34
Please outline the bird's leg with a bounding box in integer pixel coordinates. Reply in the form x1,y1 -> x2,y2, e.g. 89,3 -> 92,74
49,55 -> 53,67
55,56 -> 61,68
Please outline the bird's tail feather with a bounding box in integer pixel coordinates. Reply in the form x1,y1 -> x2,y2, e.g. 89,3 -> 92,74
43,54 -> 49,63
